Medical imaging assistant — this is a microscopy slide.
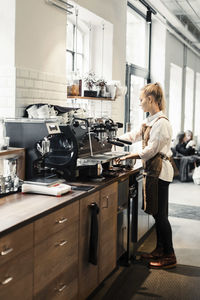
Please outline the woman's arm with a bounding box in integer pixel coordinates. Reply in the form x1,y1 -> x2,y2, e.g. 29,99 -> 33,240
115,152 -> 140,163
119,126 -> 143,144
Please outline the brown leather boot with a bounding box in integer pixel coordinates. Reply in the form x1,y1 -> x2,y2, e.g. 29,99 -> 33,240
149,253 -> 177,269
140,247 -> 164,260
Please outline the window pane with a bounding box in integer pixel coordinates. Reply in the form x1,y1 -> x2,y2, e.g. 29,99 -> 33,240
77,29 -> 83,53
66,51 -> 73,73
67,22 -> 74,51
126,9 -> 147,68
76,54 -> 83,74
129,75 -> 146,153
194,73 -> 200,145
168,63 -> 182,139
184,67 -> 194,131
130,75 -> 145,129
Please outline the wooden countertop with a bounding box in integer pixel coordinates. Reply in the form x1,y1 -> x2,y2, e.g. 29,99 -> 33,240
0,161 -> 142,236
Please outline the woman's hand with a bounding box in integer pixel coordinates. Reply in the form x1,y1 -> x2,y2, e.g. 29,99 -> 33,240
115,153 -> 140,164
115,156 -> 127,164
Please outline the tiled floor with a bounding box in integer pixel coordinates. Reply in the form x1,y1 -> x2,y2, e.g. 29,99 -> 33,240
88,180 -> 200,299
169,180 -> 200,267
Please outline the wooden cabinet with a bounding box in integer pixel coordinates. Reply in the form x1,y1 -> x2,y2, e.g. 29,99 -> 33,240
79,191 -> 100,300
79,182 -> 118,299
0,224 -> 33,300
99,182 -> 118,283
0,180 -> 119,300
34,201 -> 79,300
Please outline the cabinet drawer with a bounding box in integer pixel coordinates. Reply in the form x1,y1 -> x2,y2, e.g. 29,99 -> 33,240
34,265 -> 78,300
34,222 -> 78,294
34,201 -> 79,244
0,224 -> 33,266
0,250 -> 33,300
100,183 -> 118,221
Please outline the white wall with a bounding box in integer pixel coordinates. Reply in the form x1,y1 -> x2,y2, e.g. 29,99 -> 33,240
15,0 -> 67,76
0,0 -> 16,117
151,19 -> 166,93
0,0 -> 15,67
164,32 -> 184,116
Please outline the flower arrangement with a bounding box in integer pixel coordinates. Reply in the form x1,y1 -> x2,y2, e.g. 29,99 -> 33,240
84,72 -> 97,91
83,72 -> 108,97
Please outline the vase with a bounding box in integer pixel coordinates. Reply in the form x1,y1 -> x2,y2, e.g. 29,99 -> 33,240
84,90 -> 97,97
100,86 -> 106,97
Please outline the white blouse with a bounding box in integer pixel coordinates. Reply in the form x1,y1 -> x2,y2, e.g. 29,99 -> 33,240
120,111 -> 174,182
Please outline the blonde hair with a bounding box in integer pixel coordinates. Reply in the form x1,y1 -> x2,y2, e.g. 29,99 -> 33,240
141,82 -> 165,111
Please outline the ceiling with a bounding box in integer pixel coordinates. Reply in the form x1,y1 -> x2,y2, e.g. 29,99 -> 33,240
149,0 -> 200,53
160,0 -> 200,49
146,0 -> 200,53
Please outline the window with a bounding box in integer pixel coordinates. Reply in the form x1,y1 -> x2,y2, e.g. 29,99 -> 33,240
168,63 -> 182,138
130,75 -> 145,131
125,3 -> 149,140
129,74 -> 146,153
184,67 -> 194,131
66,20 -> 84,75
194,72 -> 200,144
66,6 -> 113,81
126,7 -> 148,68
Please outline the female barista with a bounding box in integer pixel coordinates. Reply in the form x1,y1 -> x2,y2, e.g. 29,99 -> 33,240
117,82 -> 176,269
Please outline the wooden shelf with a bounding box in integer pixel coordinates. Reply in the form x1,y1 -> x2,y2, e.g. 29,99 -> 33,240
67,96 -> 114,101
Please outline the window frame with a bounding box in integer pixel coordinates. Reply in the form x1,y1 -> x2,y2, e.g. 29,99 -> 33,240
66,21 -> 84,74
125,2 -> 152,131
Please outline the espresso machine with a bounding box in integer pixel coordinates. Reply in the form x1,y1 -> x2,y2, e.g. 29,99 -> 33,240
5,119 -> 78,182
62,117 -> 132,179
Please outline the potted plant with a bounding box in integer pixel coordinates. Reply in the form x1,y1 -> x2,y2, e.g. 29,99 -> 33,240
84,72 -> 97,97
96,78 -> 107,97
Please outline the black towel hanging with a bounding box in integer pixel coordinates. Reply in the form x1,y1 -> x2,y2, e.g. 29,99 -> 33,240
88,202 -> 99,265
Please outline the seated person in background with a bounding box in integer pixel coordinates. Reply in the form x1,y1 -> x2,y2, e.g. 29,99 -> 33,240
185,130 -> 196,149
175,132 -> 195,156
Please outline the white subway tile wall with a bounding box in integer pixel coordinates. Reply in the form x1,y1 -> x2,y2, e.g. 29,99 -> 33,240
15,67 -> 68,116
66,98 -> 112,119
0,66 -> 113,119
16,67 -> 112,118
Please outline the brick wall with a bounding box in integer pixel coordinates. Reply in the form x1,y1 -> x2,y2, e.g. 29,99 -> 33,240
15,67 -> 68,117
0,66 -> 113,119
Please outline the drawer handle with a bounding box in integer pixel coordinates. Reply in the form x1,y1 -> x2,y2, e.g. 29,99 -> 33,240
58,284 -> 67,293
56,218 -> 68,224
1,247 -> 13,256
56,240 -> 68,247
102,196 -> 109,208
1,276 -> 13,285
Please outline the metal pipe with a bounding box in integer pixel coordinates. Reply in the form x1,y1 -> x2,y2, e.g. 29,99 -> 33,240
47,0 -> 73,14
88,126 -> 93,157
58,0 -> 73,8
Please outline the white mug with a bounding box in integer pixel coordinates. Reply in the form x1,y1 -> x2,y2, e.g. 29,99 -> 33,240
27,105 -> 38,118
37,105 -> 50,118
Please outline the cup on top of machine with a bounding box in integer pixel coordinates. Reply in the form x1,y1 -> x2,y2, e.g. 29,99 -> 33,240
27,105 -> 38,118
37,105 -> 50,118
